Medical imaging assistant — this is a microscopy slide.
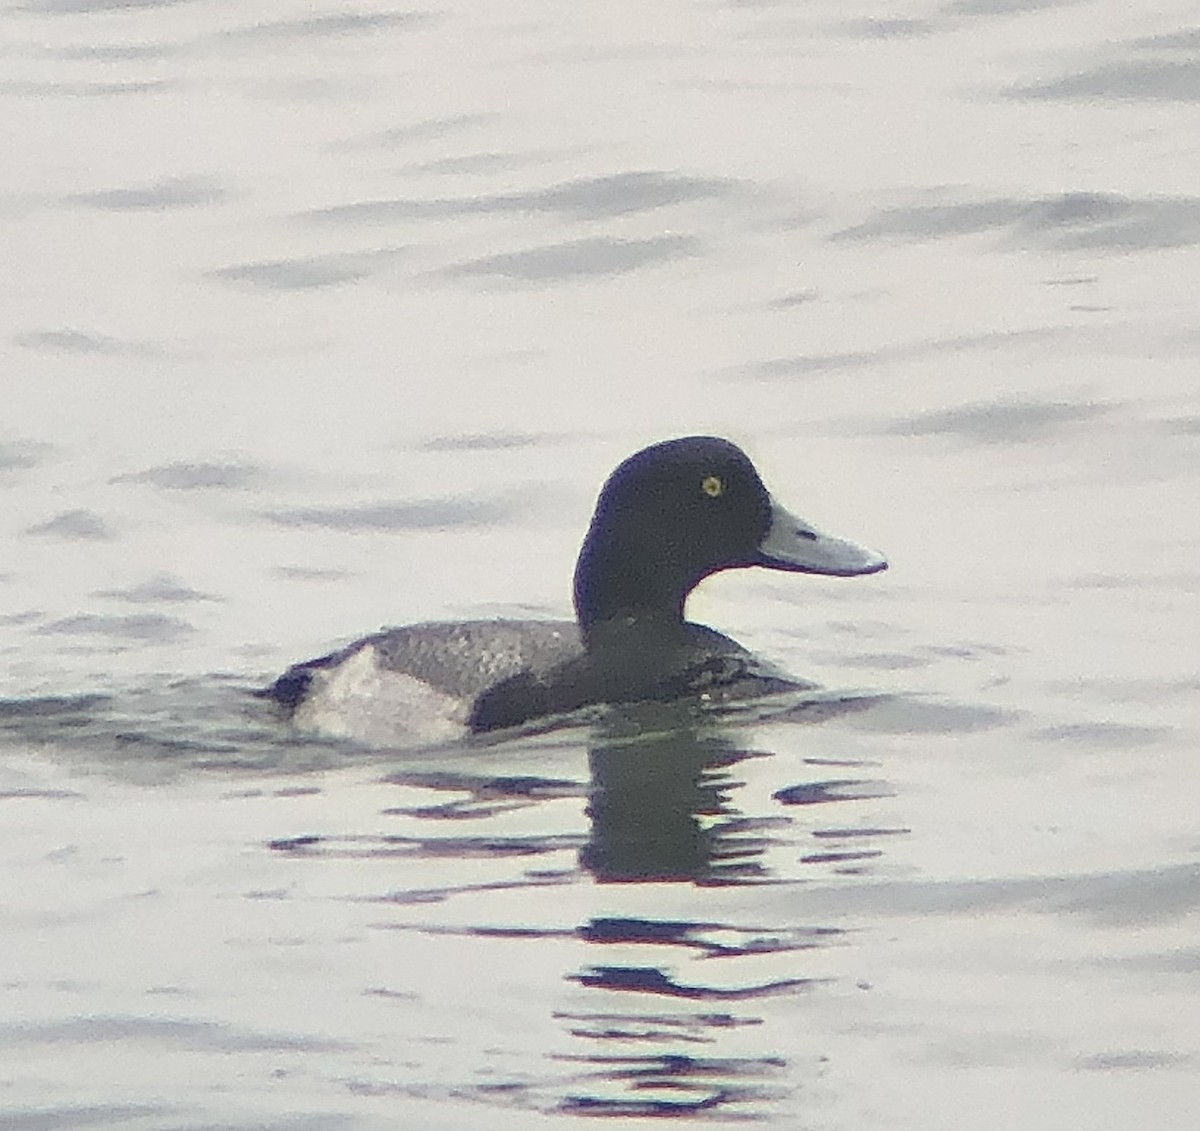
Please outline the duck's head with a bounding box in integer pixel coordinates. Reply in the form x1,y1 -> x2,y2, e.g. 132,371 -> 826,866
572,436 -> 886,635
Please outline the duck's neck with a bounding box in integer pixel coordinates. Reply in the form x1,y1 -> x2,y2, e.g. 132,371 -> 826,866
573,529 -> 694,643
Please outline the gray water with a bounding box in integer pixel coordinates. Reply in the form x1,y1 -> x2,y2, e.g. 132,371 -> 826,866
3,0 -> 1199,1127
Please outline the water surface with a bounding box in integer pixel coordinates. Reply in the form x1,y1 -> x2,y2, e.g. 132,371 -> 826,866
3,0 -> 1198,1127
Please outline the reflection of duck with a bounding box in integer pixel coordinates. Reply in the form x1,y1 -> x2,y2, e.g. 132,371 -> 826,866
262,437 -> 886,742
582,710 -> 767,883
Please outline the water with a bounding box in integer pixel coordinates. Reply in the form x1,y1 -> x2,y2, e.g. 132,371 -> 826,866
3,0 -> 1199,1126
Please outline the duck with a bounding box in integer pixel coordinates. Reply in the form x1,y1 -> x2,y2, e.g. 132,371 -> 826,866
261,436 -> 886,743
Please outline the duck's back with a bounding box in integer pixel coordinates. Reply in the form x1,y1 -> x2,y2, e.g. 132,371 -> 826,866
366,619 -> 583,699
263,619 -> 583,745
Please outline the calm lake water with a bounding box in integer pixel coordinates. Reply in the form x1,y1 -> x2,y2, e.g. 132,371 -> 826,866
3,1 -> 1199,1127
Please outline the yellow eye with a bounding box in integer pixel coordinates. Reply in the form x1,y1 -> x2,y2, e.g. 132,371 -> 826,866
701,475 -> 724,498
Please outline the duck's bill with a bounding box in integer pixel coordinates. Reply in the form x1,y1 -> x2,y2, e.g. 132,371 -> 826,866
755,498 -> 888,577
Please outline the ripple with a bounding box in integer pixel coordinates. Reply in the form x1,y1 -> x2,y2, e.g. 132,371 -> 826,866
833,193 -> 1200,251
1030,721 -> 1170,748
13,328 -> 163,356
304,171 -> 737,225
556,1049 -> 789,1116
435,235 -> 702,283
93,575 -> 219,605
381,769 -> 584,819
267,830 -> 584,860
1011,59 -> 1200,103
0,1104 -> 169,1130
0,1014 -> 345,1052
555,1008 -> 763,1043
112,461 -> 263,490
774,778 -> 893,805
0,693 -> 110,719
211,247 -> 408,290
1074,1049 -> 1195,1071
64,175 -> 225,211
25,510 -> 115,541
332,113 -> 498,150
35,613 -> 194,643
888,396 -> 1111,444
840,696 -> 1020,734
262,495 -> 520,531
570,965 -> 819,1000
0,439 -> 53,472
215,11 -> 434,43
742,327 -> 1071,379
578,916 -> 842,957
23,0 -> 192,14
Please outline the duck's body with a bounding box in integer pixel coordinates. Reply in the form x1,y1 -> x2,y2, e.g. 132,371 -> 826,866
263,436 -> 886,742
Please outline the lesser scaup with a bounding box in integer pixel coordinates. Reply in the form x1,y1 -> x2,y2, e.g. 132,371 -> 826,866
263,436 -> 886,742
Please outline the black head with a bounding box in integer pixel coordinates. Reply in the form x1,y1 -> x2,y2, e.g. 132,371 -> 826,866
573,437 -> 774,632
572,436 -> 887,637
